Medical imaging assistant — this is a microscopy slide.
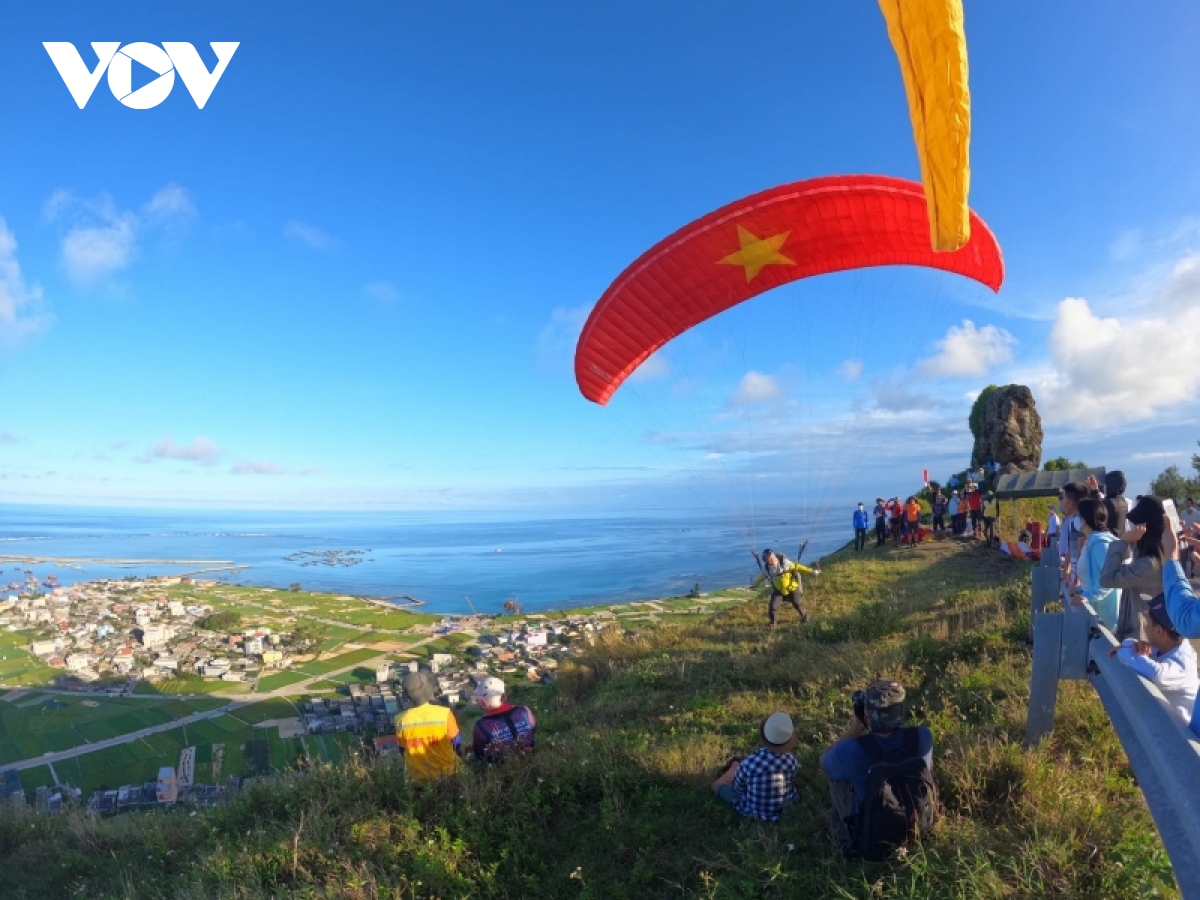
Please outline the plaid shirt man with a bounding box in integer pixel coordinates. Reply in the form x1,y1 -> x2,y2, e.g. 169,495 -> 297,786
731,746 -> 799,822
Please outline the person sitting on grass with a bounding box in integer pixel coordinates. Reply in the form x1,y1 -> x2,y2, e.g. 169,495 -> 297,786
471,676 -> 536,763
1110,593 -> 1198,733
821,679 -> 935,857
710,712 -> 800,822
395,669 -> 461,782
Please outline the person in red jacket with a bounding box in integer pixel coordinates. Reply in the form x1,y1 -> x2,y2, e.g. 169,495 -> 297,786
965,483 -> 983,537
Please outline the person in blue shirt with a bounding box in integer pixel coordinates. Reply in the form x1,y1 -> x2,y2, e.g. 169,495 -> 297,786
853,503 -> 870,551
820,679 -> 933,853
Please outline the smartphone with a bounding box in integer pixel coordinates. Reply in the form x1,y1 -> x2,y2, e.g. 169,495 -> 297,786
1164,499 -> 1183,537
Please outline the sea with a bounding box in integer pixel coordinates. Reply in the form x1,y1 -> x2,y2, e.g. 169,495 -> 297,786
0,504 -> 848,615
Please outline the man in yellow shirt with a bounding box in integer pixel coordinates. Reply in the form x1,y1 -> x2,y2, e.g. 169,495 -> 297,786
395,670 -> 461,782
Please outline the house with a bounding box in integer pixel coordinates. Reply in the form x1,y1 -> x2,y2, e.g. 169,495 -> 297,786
168,602 -> 185,617
525,630 -> 548,648
261,650 -> 283,667
30,639 -> 58,656
65,653 -> 91,671
244,638 -> 264,655
152,657 -> 179,671
374,735 -> 401,758
375,663 -> 392,683
220,671 -> 243,683
141,625 -> 171,648
156,767 -> 178,804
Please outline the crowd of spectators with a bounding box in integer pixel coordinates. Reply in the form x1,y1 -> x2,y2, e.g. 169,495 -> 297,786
1058,474 -> 1200,736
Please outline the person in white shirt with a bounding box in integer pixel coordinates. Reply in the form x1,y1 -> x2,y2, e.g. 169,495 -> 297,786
1058,483 -> 1085,597
1047,508 -> 1060,548
1110,593 -> 1199,733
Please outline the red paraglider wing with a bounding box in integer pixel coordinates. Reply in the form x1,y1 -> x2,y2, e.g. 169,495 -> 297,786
574,174 -> 1003,406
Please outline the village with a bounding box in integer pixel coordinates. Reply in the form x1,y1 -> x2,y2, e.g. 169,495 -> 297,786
0,570 -> 748,816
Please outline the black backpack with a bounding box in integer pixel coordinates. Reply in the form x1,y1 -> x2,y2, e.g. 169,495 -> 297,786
850,729 -> 938,860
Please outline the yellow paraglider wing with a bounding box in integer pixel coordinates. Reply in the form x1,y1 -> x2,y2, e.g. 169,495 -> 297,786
877,0 -> 972,252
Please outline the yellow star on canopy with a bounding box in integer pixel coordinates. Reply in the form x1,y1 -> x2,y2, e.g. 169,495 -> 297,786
718,225 -> 796,282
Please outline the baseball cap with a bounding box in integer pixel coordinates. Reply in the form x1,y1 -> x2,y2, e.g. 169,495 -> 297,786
401,670 -> 436,706
761,712 -> 794,746
474,675 -> 506,709
864,679 -> 907,729
1147,594 -> 1177,634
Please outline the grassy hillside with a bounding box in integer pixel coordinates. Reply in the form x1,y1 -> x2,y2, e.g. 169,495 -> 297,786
0,538 -> 1176,898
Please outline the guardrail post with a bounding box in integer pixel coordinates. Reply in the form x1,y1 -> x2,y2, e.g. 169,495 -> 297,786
1025,609 -> 1063,746
1059,601 -> 1092,680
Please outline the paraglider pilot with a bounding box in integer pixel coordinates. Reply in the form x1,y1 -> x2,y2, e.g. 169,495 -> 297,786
755,549 -> 818,628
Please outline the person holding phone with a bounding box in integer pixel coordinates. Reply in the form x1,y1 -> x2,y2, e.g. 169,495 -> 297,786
1101,496 -> 1167,642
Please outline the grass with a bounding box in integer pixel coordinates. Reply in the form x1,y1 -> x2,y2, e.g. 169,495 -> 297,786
0,695 -> 225,766
134,678 -> 251,696
295,648 -> 384,677
254,671 -> 311,693
0,538 -> 1177,898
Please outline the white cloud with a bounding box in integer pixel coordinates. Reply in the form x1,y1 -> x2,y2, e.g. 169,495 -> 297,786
730,371 -> 782,405
139,436 -> 223,465
916,319 -> 1016,378
0,219 -> 50,348
61,213 -> 137,283
364,281 -> 400,306
142,183 -> 197,223
536,304 -> 590,374
628,351 -> 672,384
1037,294 -> 1200,422
46,186 -> 195,284
838,359 -> 863,381
284,220 -> 337,252
231,460 -> 286,475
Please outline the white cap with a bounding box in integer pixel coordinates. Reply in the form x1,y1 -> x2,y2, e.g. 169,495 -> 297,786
762,712 -> 794,746
474,676 -> 506,709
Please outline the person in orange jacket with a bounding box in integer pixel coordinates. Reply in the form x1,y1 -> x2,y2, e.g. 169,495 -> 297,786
904,497 -> 922,545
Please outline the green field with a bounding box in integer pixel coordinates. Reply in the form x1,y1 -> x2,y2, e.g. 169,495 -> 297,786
254,670 -> 309,692
16,695 -> 352,796
134,678 -> 251,696
0,631 -> 61,686
0,694 -> 224,766
295,647 -> 383,677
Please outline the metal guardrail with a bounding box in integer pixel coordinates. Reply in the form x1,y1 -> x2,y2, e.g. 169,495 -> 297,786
1025,550 -> 1200,898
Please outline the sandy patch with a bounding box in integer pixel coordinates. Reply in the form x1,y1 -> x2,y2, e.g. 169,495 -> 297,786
254,717 -> 307,739
365,640 -> 406,651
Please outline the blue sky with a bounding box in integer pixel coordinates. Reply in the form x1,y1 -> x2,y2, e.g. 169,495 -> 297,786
1,1 -> 1199,517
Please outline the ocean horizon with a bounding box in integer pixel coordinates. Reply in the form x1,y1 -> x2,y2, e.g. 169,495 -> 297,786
0,503 -> 850,615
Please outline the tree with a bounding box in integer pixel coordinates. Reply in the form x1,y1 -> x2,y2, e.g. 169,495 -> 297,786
968,385 -> 998,442
1043,456 -> 1087,472
290,621 -> 328,649
1149,441 -> 1200,502
197,611 -> 241,632
1150,465 -> 1200,504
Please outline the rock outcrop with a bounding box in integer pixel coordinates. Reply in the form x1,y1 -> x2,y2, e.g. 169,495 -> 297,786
970,385 -> 1043,473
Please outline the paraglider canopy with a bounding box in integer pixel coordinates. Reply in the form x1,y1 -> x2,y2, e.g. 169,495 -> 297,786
574,174 -> 1003,406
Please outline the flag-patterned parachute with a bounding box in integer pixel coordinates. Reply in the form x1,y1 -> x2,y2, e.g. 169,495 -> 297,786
574,174 -> 1003,406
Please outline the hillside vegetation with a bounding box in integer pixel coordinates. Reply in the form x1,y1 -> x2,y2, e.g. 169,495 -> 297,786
0,538 -> 1176,899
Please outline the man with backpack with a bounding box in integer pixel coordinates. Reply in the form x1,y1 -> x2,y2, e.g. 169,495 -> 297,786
820,679 -> 936,859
